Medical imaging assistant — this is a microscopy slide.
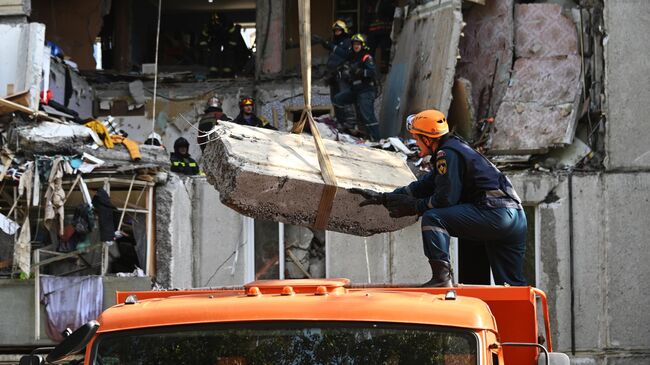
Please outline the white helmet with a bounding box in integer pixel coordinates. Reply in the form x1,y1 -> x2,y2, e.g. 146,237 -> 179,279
207,95 -> 222,109
145,132 -> 163,146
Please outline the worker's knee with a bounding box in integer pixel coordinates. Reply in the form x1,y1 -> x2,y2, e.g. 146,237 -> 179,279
421,210 -> 444,226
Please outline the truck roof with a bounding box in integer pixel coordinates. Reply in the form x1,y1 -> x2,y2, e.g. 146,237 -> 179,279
100,287 -> 496,334
103,279 -> 550,364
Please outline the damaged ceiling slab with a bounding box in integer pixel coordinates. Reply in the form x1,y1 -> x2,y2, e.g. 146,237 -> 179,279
380,0 -> 463,137
490,3 -> 582,154
202,122 -> 417,236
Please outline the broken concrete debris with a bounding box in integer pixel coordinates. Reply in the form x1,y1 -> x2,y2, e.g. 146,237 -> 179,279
380,0 -> 463,137
202,122 -> 418,236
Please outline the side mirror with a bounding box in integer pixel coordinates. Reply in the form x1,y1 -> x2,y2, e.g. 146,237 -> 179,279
538,352 -> 570,365
18,355 -> 45,365
46,320 -> 100,364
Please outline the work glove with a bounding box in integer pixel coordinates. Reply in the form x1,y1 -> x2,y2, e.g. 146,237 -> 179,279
350,188 -> 386,207
385,193 -> 421,218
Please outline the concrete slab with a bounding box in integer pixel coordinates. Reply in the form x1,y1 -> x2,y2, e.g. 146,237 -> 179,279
514,4 -> 578,58
202,122 -> 417,236
491,56 -> 582,153
379,0 -> 463,137
604,1 -> 650,170
571,173 -> 606,351
456,0 -> 514,120
603,172 -> 650,349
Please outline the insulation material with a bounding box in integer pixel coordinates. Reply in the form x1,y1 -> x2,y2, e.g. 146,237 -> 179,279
380,0 -> 463,137
456,0 -> 514,120
490,3 -> 582,154
202,122 -> 418,236
514,4 -> 579,58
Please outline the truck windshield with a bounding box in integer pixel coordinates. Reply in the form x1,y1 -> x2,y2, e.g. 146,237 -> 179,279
93,322 -> 477,365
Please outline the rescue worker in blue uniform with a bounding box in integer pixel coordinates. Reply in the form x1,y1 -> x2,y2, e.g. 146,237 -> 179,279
332,34 -> 381,141
316,20 -> 353,130
352,109 -> 527,287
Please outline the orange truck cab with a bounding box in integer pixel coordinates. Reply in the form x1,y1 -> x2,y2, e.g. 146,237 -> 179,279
22,279 -> 569,365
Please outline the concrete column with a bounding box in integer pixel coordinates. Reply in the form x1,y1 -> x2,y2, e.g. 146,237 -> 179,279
604,1 -> 650,170
155,174 -> 194,288
256,0 -> 284,77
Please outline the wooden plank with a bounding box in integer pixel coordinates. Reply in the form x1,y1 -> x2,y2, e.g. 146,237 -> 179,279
0,96 -> 50,119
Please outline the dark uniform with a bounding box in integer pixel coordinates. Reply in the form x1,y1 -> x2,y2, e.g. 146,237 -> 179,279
221,19 -> 252,77
322,32 -> 352,128
199,15 -> 226,76
232,112 -> 277,130
394,135 -> 528,286
170,137 -> 199,175
197,108 -> 231,152
333,49 -> 380,141
366,0 -> 395,73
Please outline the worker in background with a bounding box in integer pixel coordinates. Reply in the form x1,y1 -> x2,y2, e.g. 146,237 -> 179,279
352,110 -> 527,287
197,95 -> 231,151
233,97 -> 277,130
315,20 -> 353,130
220,15 -> 252,77
170,137 -> 199,175
199,12 -> 225,77
333,34 -> 380,141
144,132 -> 163,147
365,0 -> 396,73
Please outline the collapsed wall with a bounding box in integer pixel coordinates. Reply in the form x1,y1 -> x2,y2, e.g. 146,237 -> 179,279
202,122 -> 417,236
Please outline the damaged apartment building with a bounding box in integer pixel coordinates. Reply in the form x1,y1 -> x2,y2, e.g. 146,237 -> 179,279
0,0 -> 648,364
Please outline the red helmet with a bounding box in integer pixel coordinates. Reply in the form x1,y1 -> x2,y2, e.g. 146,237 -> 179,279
239,97 -> 254,109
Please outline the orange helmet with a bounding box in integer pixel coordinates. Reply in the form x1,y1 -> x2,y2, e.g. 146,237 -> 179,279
406,109 -> 449,139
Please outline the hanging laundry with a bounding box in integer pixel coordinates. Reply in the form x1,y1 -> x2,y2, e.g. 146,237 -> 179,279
84,120 -> 113,148
0,147 -> 14,181
40,275 -> 103,342
92,188 -> 116,242
44,157 -> 65,236
18,162 -> 34,207
14,217 -> 30,274
110,135 -> 141,161
0,213 -> 19,235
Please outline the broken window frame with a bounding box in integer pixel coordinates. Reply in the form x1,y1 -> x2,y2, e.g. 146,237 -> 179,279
243,218 -> 326,282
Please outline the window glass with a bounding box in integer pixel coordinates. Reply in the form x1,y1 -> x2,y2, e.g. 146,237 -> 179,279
94,322 -> 478,365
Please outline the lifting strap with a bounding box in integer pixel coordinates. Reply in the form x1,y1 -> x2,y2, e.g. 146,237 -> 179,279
290,0 -> 337,230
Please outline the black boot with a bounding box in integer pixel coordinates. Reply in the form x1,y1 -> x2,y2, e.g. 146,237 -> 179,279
421,259 -> 453,287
